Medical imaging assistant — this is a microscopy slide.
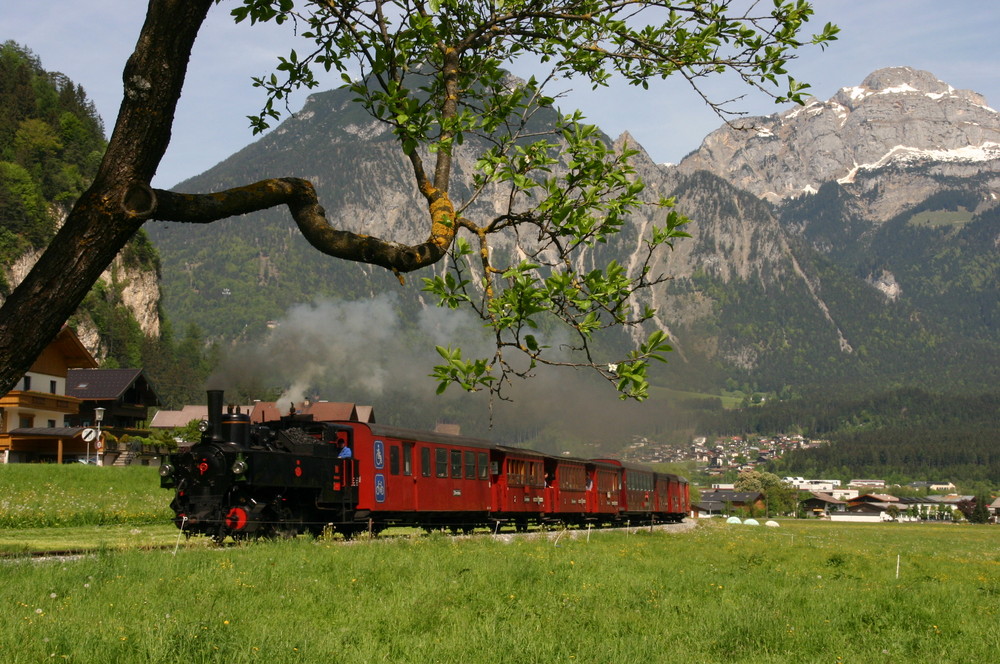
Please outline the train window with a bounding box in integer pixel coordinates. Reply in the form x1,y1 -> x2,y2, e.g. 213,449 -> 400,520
389,446 -> 400,476
464,451 -> 476,479
403,442 -> 413,476
507,459 -> 523,486
435,448 -> 448,478
478,452 -> 488,480
421,447 -> 431,477
561,465 -> 585,491
451,450 -> 462,478
527,461 -> 544,487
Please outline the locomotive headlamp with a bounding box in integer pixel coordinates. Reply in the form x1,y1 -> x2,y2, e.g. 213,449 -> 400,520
198,420 -> 210,433
231,459 -> 248,476
158,464 -> 174,477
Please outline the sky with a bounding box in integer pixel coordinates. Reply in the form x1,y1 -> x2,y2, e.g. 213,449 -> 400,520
6,1 -> 999,189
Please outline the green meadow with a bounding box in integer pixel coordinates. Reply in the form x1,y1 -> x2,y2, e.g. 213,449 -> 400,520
2,465 -> 999,663
0,464 -> 171,531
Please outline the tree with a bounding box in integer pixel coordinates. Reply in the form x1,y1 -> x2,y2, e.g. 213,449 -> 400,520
734,469 -> 799,516
0,0 -> 836,400
968,493 -> 991,524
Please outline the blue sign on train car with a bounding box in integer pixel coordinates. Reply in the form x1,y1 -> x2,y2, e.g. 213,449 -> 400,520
374,473 -> 387,503
373,440 -> 385,469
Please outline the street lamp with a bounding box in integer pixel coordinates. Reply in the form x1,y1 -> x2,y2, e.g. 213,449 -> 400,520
93,407 -> 105,465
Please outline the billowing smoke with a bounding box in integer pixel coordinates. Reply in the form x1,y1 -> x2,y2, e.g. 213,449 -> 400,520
207,293 -> 675,452
208,293 -> 495,403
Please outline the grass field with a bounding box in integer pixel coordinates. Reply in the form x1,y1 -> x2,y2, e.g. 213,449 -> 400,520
3,520 -> 1000,663
0,464 -> 171,530
3,465 -> 1000,662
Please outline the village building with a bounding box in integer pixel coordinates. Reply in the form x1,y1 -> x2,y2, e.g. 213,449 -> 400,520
0,327 -> 98,463
694,489 -> 766,517
65,368 -> 162,465
800,492 -> 847,516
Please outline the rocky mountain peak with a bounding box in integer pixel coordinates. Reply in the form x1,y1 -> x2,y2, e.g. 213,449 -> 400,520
675,67 -> 1000,216
834,66 -> 989,110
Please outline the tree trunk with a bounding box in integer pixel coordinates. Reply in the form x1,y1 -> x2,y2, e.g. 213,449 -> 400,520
0,0 -> 214,395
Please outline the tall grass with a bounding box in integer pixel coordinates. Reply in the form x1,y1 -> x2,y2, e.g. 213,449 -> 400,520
3,521 -> 999,663
0,464 -> 170,528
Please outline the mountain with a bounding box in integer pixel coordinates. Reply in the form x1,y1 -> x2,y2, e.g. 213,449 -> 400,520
677,66 -> 1000,217
649,66 -> 999,393
145,67 -> 999,435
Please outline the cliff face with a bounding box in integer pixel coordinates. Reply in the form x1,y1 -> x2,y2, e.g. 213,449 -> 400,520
1,208 -> 161,362
676,67 -> 1000,221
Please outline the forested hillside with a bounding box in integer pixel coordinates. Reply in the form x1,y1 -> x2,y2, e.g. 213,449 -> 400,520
0,41 -> 105,276
0,42 -> 215,407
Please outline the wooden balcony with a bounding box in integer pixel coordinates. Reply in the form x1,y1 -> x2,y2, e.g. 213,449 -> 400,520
0,391 -> 81,414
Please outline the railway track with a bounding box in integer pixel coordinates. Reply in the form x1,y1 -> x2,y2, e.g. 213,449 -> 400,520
3,519 -> 697,560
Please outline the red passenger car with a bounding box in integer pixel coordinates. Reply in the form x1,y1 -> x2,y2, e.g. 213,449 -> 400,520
655,473 -> 690,521
348,423 -> 493,532
491,446 -> 548,529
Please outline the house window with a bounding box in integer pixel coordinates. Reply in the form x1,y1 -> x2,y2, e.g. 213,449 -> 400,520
22,376 -> 31,391
50,380 -> 57,394
18,414 -> 33,428
48,420 -> 56,428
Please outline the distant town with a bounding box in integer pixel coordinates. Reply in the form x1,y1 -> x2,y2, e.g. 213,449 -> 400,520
619,432 -> 825,475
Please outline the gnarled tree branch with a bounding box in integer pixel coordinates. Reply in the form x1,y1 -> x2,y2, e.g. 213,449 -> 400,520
153,177 -> 455,274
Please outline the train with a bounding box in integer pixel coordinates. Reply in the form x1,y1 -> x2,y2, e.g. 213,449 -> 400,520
159,390 -> 690,541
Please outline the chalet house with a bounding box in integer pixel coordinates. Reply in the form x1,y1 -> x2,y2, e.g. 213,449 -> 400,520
695,490 -> 766,517
65,368 -> 160,434
65,368 -> 161,465
800,492 -> 847,516
0,327 -> 98,463
847,494 -> 899,511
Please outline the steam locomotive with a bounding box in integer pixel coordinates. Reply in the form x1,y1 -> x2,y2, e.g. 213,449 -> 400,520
159,390 -> 689,541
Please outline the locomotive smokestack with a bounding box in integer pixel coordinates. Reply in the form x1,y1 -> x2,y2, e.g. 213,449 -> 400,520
207,390 -> 225,443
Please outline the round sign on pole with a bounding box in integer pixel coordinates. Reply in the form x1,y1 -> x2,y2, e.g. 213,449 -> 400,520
82,428 -> 97,442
